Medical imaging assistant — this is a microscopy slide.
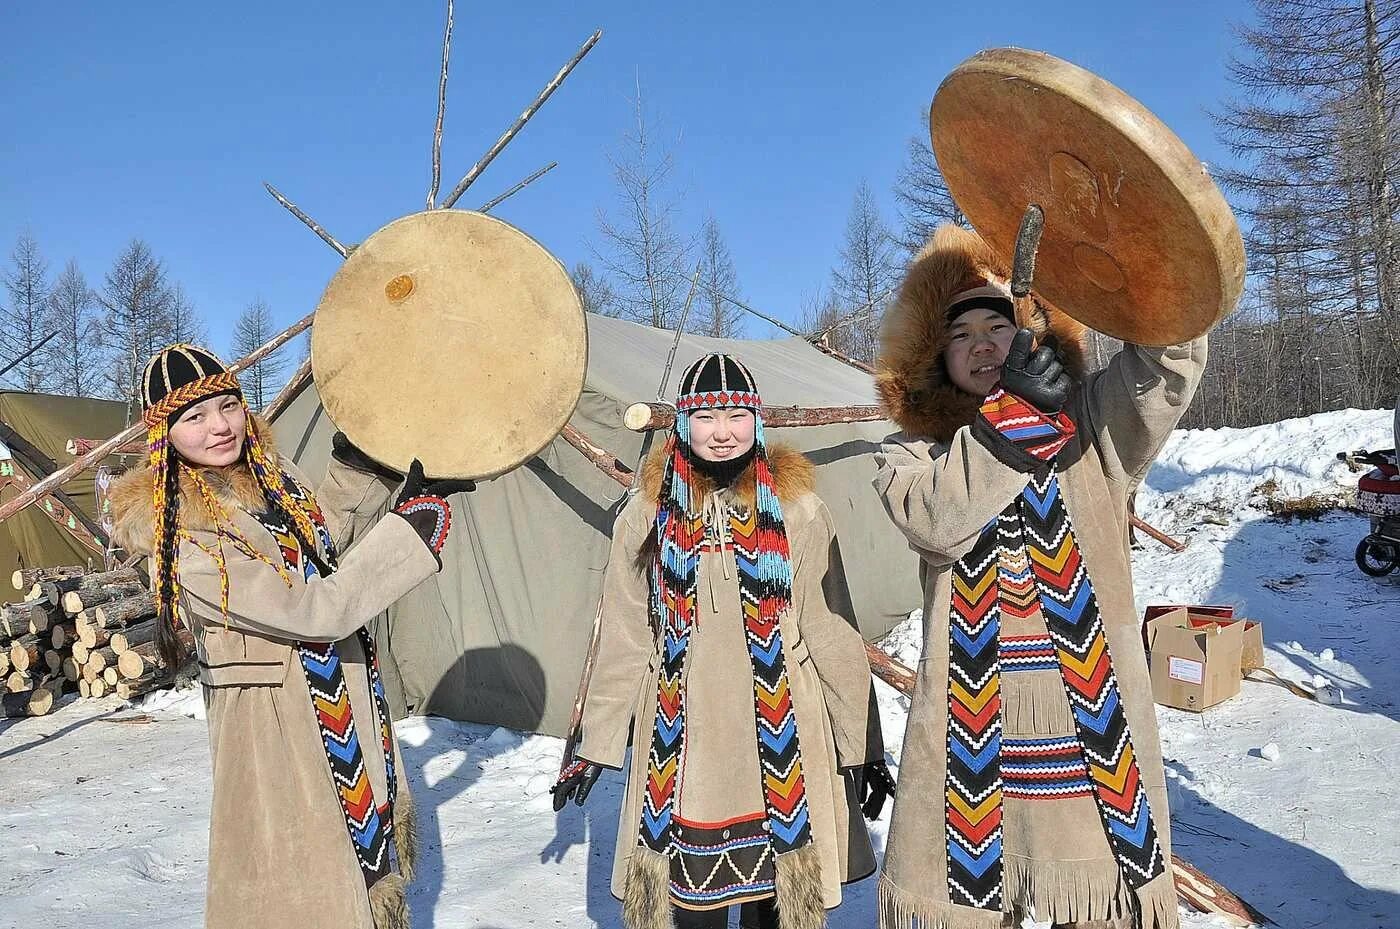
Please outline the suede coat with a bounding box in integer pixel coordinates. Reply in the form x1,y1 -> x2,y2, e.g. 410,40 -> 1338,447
871,226 -> 1206,929
110,428 -> 436,929
576,444 -> 883,928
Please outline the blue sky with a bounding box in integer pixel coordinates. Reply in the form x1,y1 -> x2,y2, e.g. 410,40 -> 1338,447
0,1 -> 1254,353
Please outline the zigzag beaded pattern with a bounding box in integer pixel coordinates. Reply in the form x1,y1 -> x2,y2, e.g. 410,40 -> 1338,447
997,635 -> 1059,673
669,814 -> 776,909
1000,736 -> 1094,800
944,522 -> 1004,910
979,389 -> 1075,461
255,473 -> 400,887
1018,469 -> 1166,887
142,371 -> 241,426
640,499 -> 702,855
730,486 -> 812,853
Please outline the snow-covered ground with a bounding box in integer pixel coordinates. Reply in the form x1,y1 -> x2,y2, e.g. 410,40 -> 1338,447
1,409 -> 1396,929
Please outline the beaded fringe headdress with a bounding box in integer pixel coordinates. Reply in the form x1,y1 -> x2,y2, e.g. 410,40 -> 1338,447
141,344 -> 319,630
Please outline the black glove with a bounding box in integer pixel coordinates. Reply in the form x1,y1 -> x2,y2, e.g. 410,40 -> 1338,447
392,460 -> 477,561
551,760 -> 603,810
999,328 -> 1072,414
393,458 -> 476,507
849,759 -> 897,821
330,431 -> 402,482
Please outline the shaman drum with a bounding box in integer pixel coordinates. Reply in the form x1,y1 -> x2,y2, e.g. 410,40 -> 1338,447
930,48 -> 1246,346
311,210 -> 587,479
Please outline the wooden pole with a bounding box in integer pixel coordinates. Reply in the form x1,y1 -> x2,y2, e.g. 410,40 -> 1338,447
558,425 -> 633,487
623,401 -> 884,433
263,184 -> 351,258
478,162 -> 558,213
1130,514 -> 1186,552
424,0 -> 454,210
262,356 -> 313,422
438,30 -> 602,209
803,286 -> 897,341
810,337 -> 876,374
0,312 -> 314,526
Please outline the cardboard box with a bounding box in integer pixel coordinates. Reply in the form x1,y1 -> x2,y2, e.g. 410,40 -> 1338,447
1145,612 -> 1245,711
1186,616 -> 1265,672
1143,604 -> 1264,673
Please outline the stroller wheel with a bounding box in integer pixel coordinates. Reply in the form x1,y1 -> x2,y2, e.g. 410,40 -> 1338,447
1355,537 -> 1399,576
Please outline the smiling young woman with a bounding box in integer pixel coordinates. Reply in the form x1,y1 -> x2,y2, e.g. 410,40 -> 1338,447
110,343 -> 471,929
554,353 -> 893,929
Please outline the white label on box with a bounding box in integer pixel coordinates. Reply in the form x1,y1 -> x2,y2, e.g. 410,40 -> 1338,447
1168,657 -> 1205,684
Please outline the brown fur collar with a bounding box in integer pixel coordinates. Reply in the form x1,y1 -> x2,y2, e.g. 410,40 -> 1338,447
875,224 -> 1089,443
109,414 -> 280,556
638,440 -> 815,509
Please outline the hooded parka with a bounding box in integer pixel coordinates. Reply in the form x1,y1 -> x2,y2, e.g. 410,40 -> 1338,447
871,226 -> 1206,929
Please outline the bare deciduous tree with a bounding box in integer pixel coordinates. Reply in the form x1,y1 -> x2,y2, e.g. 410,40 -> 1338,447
893,112 -> 966,257
47,259 -> 102,397
1199,0 -> 1400,426
830,182 -> 902,361
570,262 -> 620,317
594,81 -> 691,330
100,240 -> 177,404
230,299 -> 287,410
698,215 -> 743,338
1,233 -> 55,392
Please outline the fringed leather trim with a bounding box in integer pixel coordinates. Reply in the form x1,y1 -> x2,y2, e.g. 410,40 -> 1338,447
876,873 -> 1003,929
1135,871 -> 1181,929
1001,855 -> 1135,925
1000,669 -> 1078,736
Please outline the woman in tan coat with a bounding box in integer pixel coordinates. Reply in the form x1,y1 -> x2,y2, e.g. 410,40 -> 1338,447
110,344 -> 469,929
871,226 -> 1207,929
553,353 -> 891,929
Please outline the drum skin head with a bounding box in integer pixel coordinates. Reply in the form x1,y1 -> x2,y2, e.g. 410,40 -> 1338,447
311,209 -> 587,479
931,48 -> 1246,346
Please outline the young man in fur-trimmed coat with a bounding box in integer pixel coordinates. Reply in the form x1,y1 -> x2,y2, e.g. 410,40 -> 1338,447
553,353 -> 892,929
871,225 -> 1206,929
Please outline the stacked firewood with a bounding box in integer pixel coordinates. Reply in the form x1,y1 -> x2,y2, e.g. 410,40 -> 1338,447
1,564 -> 190,717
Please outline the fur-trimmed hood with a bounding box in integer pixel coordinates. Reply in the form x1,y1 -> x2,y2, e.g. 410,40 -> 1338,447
109,414 -> 279,556
875,224 -> 1089,443
637,440 -> 816,509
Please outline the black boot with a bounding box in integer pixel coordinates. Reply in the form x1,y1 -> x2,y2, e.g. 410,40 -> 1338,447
738,899 -> 779,929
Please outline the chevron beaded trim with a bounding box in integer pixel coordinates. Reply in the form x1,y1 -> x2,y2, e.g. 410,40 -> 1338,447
978,389 -> 1076,461
943,464 -> 1165,911
142,371 -> 241,426
254,473 -> 401,888
1019,469 -> 1166,886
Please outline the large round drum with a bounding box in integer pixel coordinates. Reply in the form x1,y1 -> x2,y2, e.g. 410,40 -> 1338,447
931,48 -> 1245,346
311,210 -> 587,479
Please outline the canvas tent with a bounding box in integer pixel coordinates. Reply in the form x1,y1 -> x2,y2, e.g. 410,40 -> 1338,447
0,391 -> 132,579
269,314 -> 923,737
